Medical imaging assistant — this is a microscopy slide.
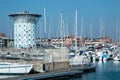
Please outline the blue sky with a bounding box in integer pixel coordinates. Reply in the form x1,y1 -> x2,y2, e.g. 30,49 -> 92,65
0,0 -> 120,40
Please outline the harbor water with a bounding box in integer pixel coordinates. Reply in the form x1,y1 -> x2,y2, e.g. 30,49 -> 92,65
74,61 -> 120,80
1,61 -> 120,80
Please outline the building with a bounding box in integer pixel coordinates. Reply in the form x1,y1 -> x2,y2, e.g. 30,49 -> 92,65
85,36 -> 111,47
0,33 -> 6,37
9,11 -> 41,49
0,33 -> 8,48
37,36 -> 85,48
36,35 -> 111,48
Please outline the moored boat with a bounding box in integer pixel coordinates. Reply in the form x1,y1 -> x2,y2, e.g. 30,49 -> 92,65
0,62 -> 33,75
113,56 -> 120,61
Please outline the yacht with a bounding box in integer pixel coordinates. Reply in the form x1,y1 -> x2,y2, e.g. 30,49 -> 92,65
113,56 -> 120,61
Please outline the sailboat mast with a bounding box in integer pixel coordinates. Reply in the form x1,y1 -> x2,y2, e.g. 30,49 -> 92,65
66,19 -> 69,37
80,17 -> 83,46
100,18 -> 105,38
116,18 -> 119,43
80,17 -> 83,38
75,9 -> 78,52
90,21 -> 93,39
60,12 -> 63,47
44,8 -> 47,34
43,8 -> 47,64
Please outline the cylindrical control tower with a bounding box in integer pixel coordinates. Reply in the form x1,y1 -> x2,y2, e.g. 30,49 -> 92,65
9,11 -> 41,49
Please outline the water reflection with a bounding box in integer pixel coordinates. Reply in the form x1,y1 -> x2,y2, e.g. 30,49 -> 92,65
76,61 -> 120,80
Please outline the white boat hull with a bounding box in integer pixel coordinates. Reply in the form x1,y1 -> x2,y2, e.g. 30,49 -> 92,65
113,57 -> 120,61
0,62 -> 33,74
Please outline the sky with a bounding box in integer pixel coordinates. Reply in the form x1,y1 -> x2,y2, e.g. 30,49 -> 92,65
0,0 -> 120,41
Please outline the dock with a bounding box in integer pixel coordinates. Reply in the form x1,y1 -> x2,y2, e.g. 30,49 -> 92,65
71,65 -> 96,72
2,69 -> 83,80
2,65 -> 95,80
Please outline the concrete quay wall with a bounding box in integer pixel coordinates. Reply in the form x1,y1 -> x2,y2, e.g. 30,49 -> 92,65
43,61 -> 70,71
0,48 -> 70,72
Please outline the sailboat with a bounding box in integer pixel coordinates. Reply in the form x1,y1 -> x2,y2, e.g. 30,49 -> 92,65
70,10 -> 90,66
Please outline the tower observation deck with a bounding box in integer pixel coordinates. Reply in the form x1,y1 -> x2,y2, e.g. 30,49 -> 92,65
9,11 -> 41,49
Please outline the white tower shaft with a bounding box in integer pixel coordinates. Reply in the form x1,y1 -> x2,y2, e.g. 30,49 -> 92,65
9,12 -> 41,49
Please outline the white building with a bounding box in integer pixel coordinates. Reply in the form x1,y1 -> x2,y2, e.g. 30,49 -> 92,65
9,11 -> 41,49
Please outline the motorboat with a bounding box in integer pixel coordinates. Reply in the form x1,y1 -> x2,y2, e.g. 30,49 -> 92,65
69,54 -> 90,65
0,62 -> 33,75
113,56 -> 120,61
